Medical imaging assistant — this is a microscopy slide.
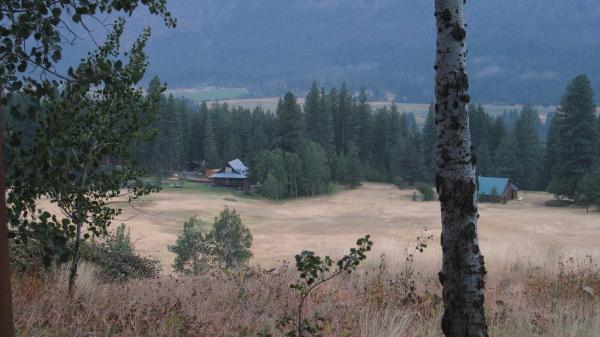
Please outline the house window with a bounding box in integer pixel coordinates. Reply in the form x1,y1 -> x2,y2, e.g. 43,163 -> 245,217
225,167 -> 232,173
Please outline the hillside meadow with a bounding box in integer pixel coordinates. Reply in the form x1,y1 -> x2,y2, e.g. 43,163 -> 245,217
118,183 -> 600,274
12,183 -> 600,336
215,98 -> 558,124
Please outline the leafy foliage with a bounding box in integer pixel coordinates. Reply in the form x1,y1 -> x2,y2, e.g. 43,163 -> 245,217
6,22 -> 161,265
168,216 -> 209,274
399,227 -> 433,303
169,208 -> 253,274
210,207 -> 253,268
280,235 -> 373,337
9,239 -> 47,275
80,224 -> 161,282
9,224 -> 160,281
2,0 -> 176,292
0,0 -> 174,97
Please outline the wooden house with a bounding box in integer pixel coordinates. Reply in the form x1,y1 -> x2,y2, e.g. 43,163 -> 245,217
209,159 -> 249,188
477,176 -> 519,202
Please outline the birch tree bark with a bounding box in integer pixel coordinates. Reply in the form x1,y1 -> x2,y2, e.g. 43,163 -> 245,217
434,1 -> 488,336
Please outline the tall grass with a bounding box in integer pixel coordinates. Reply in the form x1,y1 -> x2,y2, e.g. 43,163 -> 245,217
12,252 -> 600,337
359,310 -> 412,337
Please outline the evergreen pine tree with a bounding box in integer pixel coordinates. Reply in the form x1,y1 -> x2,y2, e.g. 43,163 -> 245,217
160,95 -> 182,172
391,135 -> 423,184
468,104 -> 491,149
318,87 -> 335,152
225,134 -> 242,161
304,82 -> 321,143
512,105 -> 544,189
276,92 -> 304,152
204,114 -> 219,168
372,109 -> 389,172
543,113 -> 560,189
187,104 -> 204,169
548,75 -> 597,198
356,89 -> 372,162
248,125 -> 268,166
493,135 -> 519,179
398,112 -> 410,140
336,83 -> 352,153
575,169 -> 600,212
133,76 -> 163,171
489,116 -> 506,152
475,141 -> 493,176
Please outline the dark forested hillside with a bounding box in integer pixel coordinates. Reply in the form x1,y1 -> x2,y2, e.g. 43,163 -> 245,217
111,0 -> 600,105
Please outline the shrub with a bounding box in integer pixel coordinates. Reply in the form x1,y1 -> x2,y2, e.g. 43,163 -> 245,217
80,224 -> 161,282
415,183 -> 435,201
168,216 -> 210,274
545,199 -> 574,208
169,207 -> 253,274
9,240 -> 48,275
393,176 -> 409,189
10,224 -> 160,282
210,207 -> 253,268
280,235 -> 373,337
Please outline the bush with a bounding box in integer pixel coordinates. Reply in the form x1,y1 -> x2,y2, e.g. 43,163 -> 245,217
9,240 -> 48,275
393,176 -> 409,189
545,199 -> 574,208
169,207 -> 253,274
168,216 -> 210,274
80,224 -> 161,282
415,183 -> 435,201
10,224 -> 160,282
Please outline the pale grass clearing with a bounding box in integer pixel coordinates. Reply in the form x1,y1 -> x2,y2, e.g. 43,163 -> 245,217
218,98 -> 557,123
116,183 -> 600,275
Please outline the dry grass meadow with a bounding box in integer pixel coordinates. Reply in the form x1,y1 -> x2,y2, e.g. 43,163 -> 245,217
12,183 -> 600,336
119,183 -> 600,274
217,99 -> 558,124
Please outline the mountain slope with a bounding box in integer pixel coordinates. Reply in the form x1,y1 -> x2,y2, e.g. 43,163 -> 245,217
133,0 -> 600,104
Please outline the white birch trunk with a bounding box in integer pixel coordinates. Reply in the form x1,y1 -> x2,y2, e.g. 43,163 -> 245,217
434,0 -> 488,336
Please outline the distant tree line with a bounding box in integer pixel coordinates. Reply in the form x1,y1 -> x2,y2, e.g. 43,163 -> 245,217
134,75 -> 600,204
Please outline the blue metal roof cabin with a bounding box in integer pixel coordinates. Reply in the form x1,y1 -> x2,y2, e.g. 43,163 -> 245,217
477,176 -> 519,202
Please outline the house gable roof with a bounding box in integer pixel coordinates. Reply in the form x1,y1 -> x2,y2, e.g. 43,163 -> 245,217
478,176 -> 510,196
209,159 -> 249,179
228,159 -> 248,175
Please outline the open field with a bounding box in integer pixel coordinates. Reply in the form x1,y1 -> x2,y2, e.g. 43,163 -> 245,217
166,87 -> 250,101
119,182 -> 600,274
215,98 -> 558,123
14,183 -> 600,336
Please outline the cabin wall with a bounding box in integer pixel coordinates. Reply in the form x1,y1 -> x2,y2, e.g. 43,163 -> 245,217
211,178 -> 245,188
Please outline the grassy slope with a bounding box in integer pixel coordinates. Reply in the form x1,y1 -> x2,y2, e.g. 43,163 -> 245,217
11,183 -> 600,336
13,249 -> 600,336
